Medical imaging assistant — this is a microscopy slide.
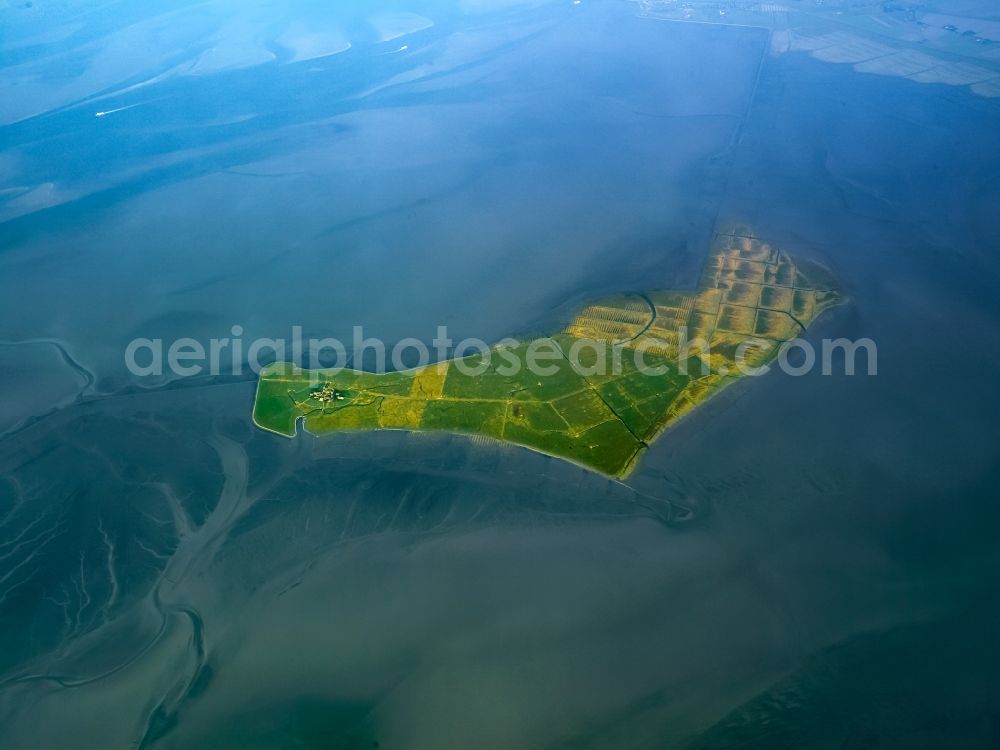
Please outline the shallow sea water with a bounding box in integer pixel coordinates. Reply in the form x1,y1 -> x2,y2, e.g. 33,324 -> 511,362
1,1 -> 999,748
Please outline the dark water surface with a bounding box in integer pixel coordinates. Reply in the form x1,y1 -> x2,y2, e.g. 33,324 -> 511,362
1,1 -> 999,748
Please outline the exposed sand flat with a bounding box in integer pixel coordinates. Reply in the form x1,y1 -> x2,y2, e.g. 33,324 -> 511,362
0,182 -> 65,223
180,18 -> 279,76
789,31 -> 894,63
909,62 -> 996,86
277,24 -> 351,63
788,30 -> 1000,99
370,12 -> 434,43
853,50 -> 939,77
769,29 -> 791,56
0,9 -> 203,125
971,78 -> 1000,97
788,31 -> 844,52
810,38 -> 894,64
187,43 -> 275,76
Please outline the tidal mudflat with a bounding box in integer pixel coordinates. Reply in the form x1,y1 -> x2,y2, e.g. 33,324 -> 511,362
2,1 -> 1000,747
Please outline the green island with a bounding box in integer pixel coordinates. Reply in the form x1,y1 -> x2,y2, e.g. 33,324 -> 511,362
253,230 -> 841,477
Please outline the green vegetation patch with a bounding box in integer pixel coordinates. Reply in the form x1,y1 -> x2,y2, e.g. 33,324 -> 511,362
252,231 -> 842,477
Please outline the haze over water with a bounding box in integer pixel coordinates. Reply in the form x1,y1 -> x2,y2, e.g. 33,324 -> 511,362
1,0 -> 1000,747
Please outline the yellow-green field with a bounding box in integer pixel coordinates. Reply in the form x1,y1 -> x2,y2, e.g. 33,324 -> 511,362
253,230 -> 841,477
